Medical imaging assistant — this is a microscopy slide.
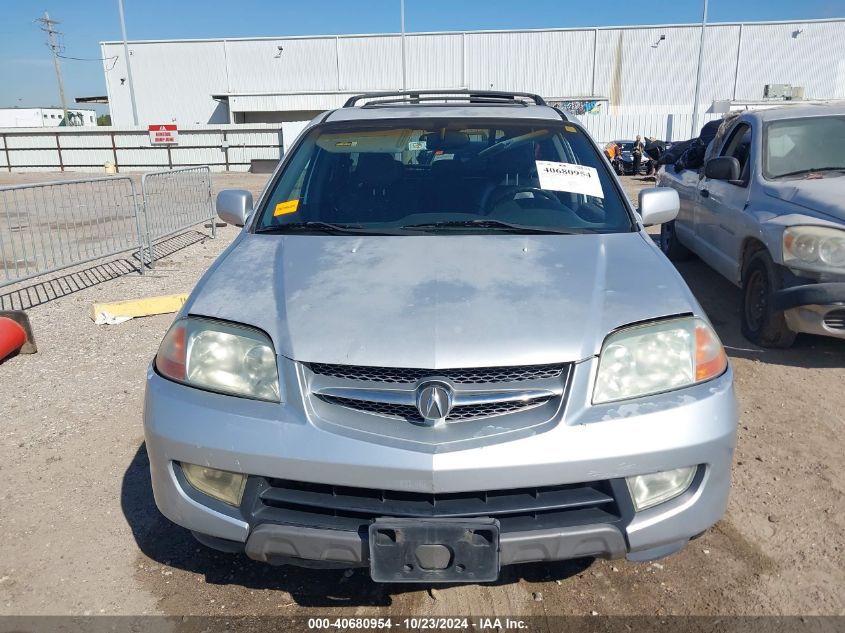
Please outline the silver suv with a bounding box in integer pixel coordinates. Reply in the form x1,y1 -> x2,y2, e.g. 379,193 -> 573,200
144,91 -> 737,583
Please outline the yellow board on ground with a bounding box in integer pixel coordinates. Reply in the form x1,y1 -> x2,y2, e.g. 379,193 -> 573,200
89,293 -> 189,323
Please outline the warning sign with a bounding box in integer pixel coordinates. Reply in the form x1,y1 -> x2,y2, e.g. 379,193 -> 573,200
148,124 -> 178,145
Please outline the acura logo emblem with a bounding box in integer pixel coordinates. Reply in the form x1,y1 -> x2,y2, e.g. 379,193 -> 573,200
416,381 -> 453,423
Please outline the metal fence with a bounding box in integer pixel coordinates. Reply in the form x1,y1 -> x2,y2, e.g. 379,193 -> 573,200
0,176 -> 145,288
0,124 -> 286,173
141,166 -> 215,267
0,167 -> 216,289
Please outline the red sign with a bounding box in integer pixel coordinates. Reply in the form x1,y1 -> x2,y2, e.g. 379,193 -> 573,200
148,124 -> 178,145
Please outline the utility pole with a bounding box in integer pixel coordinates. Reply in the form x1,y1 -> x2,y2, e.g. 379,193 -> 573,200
690,0 -> 709,137
118,0 -> 140,126
400,0 -> 407,91
36,12 -> 69,126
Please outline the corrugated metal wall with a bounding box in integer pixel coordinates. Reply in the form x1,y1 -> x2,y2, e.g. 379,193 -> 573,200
104,41 -> 229,126
102,19 -> 845,126
735,21 -> 844,101
594,24 -> 742,114
464,30 -> 595,96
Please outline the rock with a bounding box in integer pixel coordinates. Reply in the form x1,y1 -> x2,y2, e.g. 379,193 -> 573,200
768,514 -> 780,523
532,591 -> 543,602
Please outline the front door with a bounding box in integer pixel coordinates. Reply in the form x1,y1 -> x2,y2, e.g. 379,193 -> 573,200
695,122 -> 753,279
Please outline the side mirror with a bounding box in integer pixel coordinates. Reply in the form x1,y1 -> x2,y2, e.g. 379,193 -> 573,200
638,187 -> 679,227
704,156 -> 741,181
216,189 -> 253,227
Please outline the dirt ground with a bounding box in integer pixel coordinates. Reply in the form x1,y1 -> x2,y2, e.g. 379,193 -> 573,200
0,171 -> 842,618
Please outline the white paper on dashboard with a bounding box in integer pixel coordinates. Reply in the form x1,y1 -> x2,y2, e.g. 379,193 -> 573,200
535,160 -> 604,198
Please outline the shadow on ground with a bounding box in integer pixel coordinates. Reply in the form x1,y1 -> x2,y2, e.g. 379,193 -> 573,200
0,231 -> 208,311
121,443 -> 593,607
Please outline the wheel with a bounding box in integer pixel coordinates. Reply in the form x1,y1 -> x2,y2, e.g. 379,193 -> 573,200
740,251 -> 797,348
660,220 -> 692,261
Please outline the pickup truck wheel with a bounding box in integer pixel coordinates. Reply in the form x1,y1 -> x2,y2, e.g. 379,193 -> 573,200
660,221 -> 692,261
741,251 -> 797,348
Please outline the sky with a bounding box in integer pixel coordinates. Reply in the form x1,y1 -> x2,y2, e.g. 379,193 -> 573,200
1,0 -> 843,116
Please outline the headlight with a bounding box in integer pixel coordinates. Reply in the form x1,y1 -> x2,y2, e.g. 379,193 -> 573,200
783,225 -> 845,274
155,317 -> 280,402
593,317 -> 727,404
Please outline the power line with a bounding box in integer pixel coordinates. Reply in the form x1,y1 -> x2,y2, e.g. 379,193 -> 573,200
57,53 -> 119,71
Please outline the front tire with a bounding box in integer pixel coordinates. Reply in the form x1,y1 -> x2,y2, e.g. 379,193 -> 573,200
740,251 -> 797,348
660,221 -> 692,261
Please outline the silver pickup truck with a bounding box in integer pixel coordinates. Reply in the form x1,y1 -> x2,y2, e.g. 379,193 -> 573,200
658,105 -> 845,347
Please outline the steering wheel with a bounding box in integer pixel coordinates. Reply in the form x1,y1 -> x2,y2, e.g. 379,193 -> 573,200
486,186 -> 563,212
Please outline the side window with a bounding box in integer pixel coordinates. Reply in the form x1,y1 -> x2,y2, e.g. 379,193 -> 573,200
720,123 -> 752,184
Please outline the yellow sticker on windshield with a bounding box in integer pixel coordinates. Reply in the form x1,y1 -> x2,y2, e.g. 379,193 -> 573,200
565,125 -> 577,132
274,199 -> 299,216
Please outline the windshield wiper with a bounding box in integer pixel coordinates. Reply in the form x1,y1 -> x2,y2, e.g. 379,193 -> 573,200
255,221 -> 409,236
400,219 -> 591,235
775,166 -> 845,178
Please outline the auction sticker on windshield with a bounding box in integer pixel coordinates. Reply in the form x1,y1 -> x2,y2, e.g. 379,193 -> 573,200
274,199 -> 299,216
536,160 -> 604,198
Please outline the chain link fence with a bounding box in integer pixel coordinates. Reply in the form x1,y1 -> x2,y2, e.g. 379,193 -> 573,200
0,166 -> 216,289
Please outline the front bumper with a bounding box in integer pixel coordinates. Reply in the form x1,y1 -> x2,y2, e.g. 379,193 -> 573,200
143,360 -> 737,575
775,282 -> 845,340
619,159 -> 651,173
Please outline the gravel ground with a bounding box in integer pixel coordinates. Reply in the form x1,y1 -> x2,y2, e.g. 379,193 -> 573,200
0,171 -> 843,618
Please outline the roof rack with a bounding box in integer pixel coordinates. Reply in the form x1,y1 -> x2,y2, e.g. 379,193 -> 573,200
343,90 -> 547,108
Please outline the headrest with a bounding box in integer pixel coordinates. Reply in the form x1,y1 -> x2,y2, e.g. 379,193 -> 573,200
424,130 -> 470,152
356,153 -> 403,187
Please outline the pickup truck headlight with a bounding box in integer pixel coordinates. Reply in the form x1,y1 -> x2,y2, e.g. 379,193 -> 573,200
593,317 -> 727,404
155,317 -> 280,402
783,226 -> 845,274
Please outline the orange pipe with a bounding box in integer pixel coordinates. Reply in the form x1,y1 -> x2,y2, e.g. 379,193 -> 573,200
0,316 -> 27,361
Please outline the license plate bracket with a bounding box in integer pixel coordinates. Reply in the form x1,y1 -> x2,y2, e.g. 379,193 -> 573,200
369,517 -> 500,583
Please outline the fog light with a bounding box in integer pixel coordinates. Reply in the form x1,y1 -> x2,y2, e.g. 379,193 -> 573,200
181,462 -> 247,506
626,466 -> 697,512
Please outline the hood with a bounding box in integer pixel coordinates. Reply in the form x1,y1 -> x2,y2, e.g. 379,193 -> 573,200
763,178 -> 845,223
186,233 -> 697,368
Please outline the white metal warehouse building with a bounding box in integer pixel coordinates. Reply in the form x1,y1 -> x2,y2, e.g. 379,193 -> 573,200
100,17 -> 845,126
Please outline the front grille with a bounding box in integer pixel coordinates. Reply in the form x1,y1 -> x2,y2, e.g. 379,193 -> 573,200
318,394 -> 553,423
247,478 -> 628,534
824,309 -> 845,331
308,362 -> 567,384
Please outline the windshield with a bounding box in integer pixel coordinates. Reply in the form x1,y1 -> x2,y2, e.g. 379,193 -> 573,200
764,115 -> 845,179
254,119 -> 634,235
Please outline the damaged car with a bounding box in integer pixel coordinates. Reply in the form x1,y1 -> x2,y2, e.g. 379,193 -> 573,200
144,90 -> 737,584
